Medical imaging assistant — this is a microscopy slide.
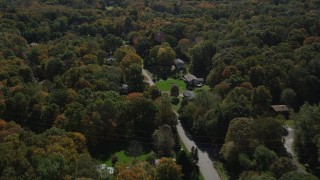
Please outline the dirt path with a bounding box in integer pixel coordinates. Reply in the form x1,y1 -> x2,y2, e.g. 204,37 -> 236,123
142,69 -> 155,86
284,126 -> 306,173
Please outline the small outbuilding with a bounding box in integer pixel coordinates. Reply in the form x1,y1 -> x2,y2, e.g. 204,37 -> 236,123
120,84 -> 129,94
183,90 -> 196,101
174,58 -> 185,70
270,105 -> 291,119
106,57 -> 115,65
271,105 -> 290,112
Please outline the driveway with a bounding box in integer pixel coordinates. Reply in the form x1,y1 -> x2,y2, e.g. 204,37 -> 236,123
142,69 -> 155,86
284,126 -> 306,173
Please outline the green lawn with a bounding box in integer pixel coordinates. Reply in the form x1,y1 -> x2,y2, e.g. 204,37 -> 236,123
155,78 -> 186,92
105,150 -> 150,166
106,6 -> 114,10
194,85 -> 210,93
285,119 -> 295,129
199,173 -> 205,180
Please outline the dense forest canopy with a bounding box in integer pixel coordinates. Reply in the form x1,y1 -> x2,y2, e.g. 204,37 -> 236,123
0,0 -> 320,179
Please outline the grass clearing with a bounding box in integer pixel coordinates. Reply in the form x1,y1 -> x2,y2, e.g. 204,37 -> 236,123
199,173 -> 205,180
106,6 -> 114,10
285,119 -> 295,129
155,78 -> 186,92
213,160 -> 230,180
105,150 -> 150,166
194,85 -> 210,93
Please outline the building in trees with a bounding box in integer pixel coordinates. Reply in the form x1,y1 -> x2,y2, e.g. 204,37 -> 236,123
182,90 -> 196,102
270,105 -> 291,118
174,58 -> 185,70
183,74 -> 204,88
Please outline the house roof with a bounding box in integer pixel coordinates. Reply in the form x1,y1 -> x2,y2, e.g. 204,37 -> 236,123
106,57 -> 115,65
121,84 -> 128,89
174,58 -> 185,65
271,105 -> 290,112
30,42 -> 39,47
106,57 -> 115,62
183,90 -> 196,99
183,74 -> 197,81
196,78 -> 204,82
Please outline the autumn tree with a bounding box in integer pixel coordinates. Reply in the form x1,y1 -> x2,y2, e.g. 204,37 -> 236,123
155,157 -> 183,180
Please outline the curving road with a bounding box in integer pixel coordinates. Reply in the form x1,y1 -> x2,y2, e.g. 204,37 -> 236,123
142,69 -> 221,180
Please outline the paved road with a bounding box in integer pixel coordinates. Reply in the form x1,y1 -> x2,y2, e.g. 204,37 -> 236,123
142,69 -> 155,86
176,119 -> 221,180
284,126 -> 306,173
142,69 -> 221,180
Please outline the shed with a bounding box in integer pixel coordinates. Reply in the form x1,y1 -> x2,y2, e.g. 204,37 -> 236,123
271,105 -> 290,112
106,57 -> 115,65
174,58 -> 185,70
183,90 -> 196,101
270,105 -> 291,119
120,84 -> 129,94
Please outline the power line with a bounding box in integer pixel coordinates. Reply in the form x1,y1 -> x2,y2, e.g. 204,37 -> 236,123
19,121 -> 320,152
16,120 -> 320,144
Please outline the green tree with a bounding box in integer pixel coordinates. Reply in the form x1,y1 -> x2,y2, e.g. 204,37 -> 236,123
253,118 -> 284,151
73,154 -> 99,179
156,95 -> 177,126
147,85 -> 161,100
221,87 -> 252,129
220,117 -> 255,166
251,86 -> 272,115
45,58 -> 66,80
157,43 -> 176,68
191,40 -> 216,78
104,34 -> 123,52
170,84 -> 179,97
294,104 -> 320,175
153,124 -> 175,157
253,145 -> 277,172
121,97 -> 158,138
280,171 -> 318,180
176,150 -> 199,180
63,102 -> 87,132
126,64 -> 145,93
4,92 -> 30,122
280,88 -> 297,110
270,157 -> 296,178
